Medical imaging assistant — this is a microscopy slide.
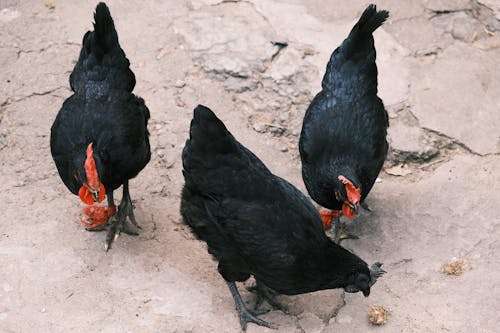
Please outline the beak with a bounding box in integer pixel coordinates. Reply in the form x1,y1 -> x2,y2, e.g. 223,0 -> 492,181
369,262 -> 386,287
90,189 -> 100,202
348,202 -> 359,214
362,288 -> 370,297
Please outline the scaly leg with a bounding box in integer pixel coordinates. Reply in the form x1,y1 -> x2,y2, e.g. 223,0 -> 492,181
104,181 -> 140,251
247,280 -> 288,313
361,201 -> 372,212
117,180 -> 141,233
227,281 -> 274,332
330,215 -> 341,243
337,227 -> 359,243
327,214 -> 359,244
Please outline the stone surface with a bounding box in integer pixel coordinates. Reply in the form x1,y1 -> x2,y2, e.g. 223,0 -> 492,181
410,43 -> 500,155
173,2 -> 278,91
298,312 -> 324,333
422,0 -> 471,11
387,108 -> 440,164
284,289 -> 344,321
385,16 -> 453,56
478,0 -> 500,20
1,1 -> 499,333
325,155 -> 500,333
450,14 -> 483,42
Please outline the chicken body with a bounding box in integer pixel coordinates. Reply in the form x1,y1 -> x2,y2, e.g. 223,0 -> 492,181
299,5 -> 389,239
181,105 -> 384,331
50,2 -> 150,250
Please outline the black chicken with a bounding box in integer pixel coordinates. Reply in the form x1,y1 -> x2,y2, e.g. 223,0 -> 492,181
181,105 -> 384,331
50,3 -> 151,250
299,5 -> 389,242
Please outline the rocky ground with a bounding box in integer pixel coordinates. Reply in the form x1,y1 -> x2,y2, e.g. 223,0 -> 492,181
1,0 -> 499,332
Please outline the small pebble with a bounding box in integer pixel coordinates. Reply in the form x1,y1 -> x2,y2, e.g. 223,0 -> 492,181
252,123 -> 266,133
368,305 -> 388,325
442,258 -> 467,276
174,80 -> 186,88
175,98 -> 186,108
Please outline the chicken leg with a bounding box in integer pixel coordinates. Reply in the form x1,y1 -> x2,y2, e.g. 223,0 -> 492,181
361,201 -> 372,212
227,281 -> 273,332
247,280 -> 288,313
322,210 -> 359,244
105,180 -> 140,251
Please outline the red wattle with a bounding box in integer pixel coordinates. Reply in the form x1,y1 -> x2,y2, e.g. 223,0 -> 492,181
78,187 -> 94,205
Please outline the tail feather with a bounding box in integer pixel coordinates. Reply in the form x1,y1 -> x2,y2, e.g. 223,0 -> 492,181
340,4 -> 388,60
191,105 -> 228,140
187,105 -> 235,154
182,105 -> 237,187
70,2 -> 135,95
356,5 -> 389,36
91,2 -> 119,61
321,4 -> 388,94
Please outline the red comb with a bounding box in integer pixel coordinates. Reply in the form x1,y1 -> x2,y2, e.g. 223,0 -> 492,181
338,175 -> 361,205
84,143 -> 100,190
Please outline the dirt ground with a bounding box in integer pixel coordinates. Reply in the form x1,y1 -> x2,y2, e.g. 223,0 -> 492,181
1,0 -> 499,332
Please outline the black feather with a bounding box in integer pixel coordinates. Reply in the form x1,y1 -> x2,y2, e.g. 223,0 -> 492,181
299,4 -> 389,211
69,2 -> 135,96
50,2 -> 150,196
181,105 -> 372,295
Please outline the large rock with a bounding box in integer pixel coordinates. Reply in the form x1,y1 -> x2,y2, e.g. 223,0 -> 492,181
422,0 -> 471,12
375,30 -> 411,107
410,43 -> 500,155
298,312 -> 325,333
173,1 -> 279,92
478,0 -> 500,20
284,289 -> 345,322
384,16 -> 454,56
387,107 -> 440,164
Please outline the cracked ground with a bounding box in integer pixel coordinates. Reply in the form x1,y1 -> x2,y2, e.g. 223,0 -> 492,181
1,0 -> 499,332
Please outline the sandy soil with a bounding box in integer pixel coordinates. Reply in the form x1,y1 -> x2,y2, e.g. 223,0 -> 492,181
1,0 -> 499,332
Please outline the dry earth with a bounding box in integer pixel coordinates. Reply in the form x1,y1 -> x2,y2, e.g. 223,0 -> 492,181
1,0 -> 499,332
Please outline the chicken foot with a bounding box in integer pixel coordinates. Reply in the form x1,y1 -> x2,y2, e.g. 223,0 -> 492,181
247,280 -> 288,313
328,215 -> 359,244
360,201 -> 372,212
227,281 -> 274,332
105,181 -> 140,251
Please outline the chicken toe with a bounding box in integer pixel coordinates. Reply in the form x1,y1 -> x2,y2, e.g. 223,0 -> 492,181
329,217 -> 359,244
227,282 -> 274,332
104,182 -> 140,251
247,281 -> 288,313
361,201 -> 372,212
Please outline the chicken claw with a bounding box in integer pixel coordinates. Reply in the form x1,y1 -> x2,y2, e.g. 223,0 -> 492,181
104,181 -> 140,251
328,216 -> 359,244
246,281 -> 288,313
227,282 -> 275,332
361,201 -> 372,212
